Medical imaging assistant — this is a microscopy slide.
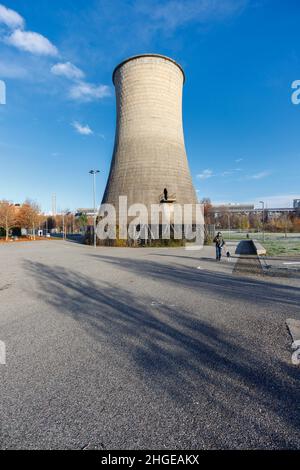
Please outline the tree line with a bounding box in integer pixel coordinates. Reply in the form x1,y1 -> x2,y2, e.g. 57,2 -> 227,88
201,198 -> 300,233
0,200 -> 93,240
0,200 -> 41,240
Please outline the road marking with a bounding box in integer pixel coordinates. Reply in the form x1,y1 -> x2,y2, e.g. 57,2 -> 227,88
292,349 -> 300,365
0,341 -> 6,365
283,261 -> 300,265
292,339 -> 300,350
286,318 -> 300,366
151,301 -> 176,307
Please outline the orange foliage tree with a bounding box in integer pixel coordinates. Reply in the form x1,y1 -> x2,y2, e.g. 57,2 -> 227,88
18,200 -> 41,240
0,200 -> 17,240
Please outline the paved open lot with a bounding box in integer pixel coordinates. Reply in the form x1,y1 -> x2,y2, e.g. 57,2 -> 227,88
0,240 -> 299,449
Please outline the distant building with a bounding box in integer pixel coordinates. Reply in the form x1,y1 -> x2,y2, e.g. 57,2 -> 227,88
212,204 -> 254,215
211,200 -> 299,219
294,199 -> 300,215
293,199 -> 300,209
75,208 -> 95,218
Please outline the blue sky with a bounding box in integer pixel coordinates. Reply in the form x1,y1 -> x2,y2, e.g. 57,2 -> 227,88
0,0 -> 299,212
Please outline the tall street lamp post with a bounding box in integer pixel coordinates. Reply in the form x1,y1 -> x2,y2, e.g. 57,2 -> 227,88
227,213 -> 231,240
259,200 -> 265,242
62,212 -> 66,240
89,170 -> 100,248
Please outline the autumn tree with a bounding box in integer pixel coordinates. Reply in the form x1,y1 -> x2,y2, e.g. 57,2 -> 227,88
249,212 -> 261,231
18,200 -> 41,240
64,211 -> 74,234
239,214 -> 250,230
293,217 -> 300,232
217,209 -> 231,229
54,215 -> 63,232
200,198 -> 214,225
0,200 -> 17,240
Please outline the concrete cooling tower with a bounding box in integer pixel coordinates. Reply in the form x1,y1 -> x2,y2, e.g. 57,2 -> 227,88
102,53 -> 198,220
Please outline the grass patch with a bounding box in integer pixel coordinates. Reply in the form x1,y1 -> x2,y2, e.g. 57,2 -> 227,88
262,240 -> 300,257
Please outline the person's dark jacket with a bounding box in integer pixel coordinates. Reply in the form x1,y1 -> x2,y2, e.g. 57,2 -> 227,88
213,235 -> 224,247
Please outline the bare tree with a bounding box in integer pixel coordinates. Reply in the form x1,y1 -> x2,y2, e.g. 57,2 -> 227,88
0,200 -> 17,240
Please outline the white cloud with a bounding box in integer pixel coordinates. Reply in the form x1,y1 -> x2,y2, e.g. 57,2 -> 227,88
235,158 -> 243,163
6,29 -> 58,56
51,62 -> 84,80
197,169 -> 214,180
69,81 -> 111,102
72,121 -> 93,135
139,0 -> 248,32
0,3 -> 24,29
197,167 -> 244,180
0,4 -> 109,104
51,66 -> 111,105
220,168 -> 242,176
250,171 -> 271,180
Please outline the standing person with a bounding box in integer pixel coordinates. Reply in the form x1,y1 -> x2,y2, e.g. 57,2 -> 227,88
213,232 -> 225,261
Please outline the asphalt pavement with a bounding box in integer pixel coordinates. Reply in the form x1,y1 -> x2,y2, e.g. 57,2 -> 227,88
0,240 -> 299,449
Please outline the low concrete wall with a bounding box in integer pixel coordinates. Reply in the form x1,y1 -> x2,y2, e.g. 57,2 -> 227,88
235,240 -> 256,255
252,240 -> 267,256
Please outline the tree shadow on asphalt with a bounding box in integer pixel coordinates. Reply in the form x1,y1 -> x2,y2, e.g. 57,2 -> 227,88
24,259 -> 300,448
148,253 -> 239,262
87,254 -> 300,307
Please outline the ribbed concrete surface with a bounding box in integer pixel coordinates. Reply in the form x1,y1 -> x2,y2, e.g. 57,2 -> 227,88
102,54 -> 197,219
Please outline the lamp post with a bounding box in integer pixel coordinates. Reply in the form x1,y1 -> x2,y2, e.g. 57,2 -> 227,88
62,212 -> 65,240
285,211 -> 288,239
227,213 -> 231,240
259,201 -> 265,241
89,170 -> 100,248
